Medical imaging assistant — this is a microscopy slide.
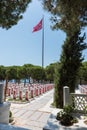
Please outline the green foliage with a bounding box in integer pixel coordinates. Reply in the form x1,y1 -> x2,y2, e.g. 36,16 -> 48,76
60,113 -> 76,126
8,97 -> 27,102
43,0 -> 87,35
56,110 -> 64,120
54,62 -> 61,107
43,0 -> 87,108
0,0 -> 32,29
78,61 -> 87,83
0,64 -> 50,82
5,66 -> 18,80
31,66 -> 45,81
56,105 -> 78,126
54,30 -> 87,108
0,66 -> 6,80
63,105 -> 74,114
9,111 -> 12,118
59,31 -> 87,92
83,106 -> 87,115
45,63 -> 57,82
9,111 -> 14,123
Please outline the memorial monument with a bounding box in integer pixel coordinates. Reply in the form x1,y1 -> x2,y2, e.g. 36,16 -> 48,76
0,83 -> 11,124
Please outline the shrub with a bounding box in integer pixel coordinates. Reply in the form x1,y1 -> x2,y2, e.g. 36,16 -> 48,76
9,111 -> 12,117
9,111 -> 14,123
63,105 -> 74,114
60,113 -> 74,126
56,105 -> 78,126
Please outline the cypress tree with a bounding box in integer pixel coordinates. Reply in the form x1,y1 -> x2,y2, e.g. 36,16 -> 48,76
43,0 -> 87,108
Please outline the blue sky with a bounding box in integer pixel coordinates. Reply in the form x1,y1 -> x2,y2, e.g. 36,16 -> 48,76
0,0 -> 87,67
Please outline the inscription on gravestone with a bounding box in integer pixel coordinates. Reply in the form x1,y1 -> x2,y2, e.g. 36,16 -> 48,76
0,83 -> 4,104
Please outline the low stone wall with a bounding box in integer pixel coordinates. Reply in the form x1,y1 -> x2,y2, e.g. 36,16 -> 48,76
70,93 -> 87,111
63,86 -> 87,112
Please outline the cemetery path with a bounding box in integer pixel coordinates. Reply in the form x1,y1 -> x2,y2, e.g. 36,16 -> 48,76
10,89 -> 58,130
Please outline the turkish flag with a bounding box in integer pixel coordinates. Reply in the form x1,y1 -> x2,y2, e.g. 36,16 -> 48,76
32,19 -> 42,32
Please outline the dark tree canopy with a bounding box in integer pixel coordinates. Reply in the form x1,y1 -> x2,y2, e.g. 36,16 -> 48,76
43,0 -> 87,35
0,0 -> 32,29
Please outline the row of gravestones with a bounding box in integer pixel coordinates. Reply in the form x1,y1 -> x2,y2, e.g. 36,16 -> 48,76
6,84 -> 54,101
79,85 -> 87,94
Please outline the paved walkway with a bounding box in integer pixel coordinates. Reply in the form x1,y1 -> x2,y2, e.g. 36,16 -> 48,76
10,89 -> 87,130
10,89 -> 59,130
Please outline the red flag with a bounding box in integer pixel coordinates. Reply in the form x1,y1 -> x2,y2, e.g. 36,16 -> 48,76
32,19 -> 42,32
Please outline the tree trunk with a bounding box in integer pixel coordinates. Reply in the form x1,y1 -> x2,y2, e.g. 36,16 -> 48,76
4,77 -> 8,101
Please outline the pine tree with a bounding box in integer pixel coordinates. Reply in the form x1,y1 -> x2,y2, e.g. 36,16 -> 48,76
0,0 -> 31,29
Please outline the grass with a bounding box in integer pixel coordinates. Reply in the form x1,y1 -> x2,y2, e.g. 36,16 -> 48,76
7,96 -> 29,103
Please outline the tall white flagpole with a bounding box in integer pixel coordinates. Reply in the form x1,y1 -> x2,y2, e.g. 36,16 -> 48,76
42,16 -> 44,68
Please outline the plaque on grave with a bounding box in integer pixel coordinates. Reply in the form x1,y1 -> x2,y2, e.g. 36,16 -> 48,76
0,83 -> 4,104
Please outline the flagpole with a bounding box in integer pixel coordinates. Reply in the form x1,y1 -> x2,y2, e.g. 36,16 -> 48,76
42,16 -> 44,68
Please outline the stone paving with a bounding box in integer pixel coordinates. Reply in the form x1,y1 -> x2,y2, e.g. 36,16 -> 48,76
10,89 -> 57,130
10,88 -> 87,130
